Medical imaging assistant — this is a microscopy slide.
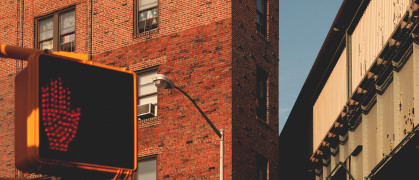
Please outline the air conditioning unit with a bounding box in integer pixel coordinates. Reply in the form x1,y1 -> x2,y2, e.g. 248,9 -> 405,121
138,103 -> 156,119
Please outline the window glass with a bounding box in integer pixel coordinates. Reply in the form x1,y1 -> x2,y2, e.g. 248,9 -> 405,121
137,0 -> 158,34
60,11 -> 75,52
60,33 -> 75,52
61,11 -> 75,34
139,83 -> 157,97
40,40 -> 53,50
138,71 -> 157,85
256,0 -> 267,36
256,66 -> 268,120
39,18 -> 54,41
138,7 -> 158,33
137,70 -> 158,117
138,158 -> 157,180
138,94 -> 157,105
257,0 -> 264,12
138,71 -> 157,96
256,154 -> 268,180
256,13 -> 261,25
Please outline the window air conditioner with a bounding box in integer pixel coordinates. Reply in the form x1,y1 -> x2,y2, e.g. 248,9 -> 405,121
138,103 -> 156,119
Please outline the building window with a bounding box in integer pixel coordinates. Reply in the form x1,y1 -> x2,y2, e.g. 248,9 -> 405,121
136,157 -> 157,180
256,66 -> 268,121
256,154 -> 268,180
138,69 -> 158,118
135,0 -> 159,34
37,10 -> 75,52
256,0 -> 267,36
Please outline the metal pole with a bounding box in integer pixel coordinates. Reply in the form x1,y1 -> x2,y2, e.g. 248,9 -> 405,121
0,44 -> 42,60
174,86 -> 222,138
220,129 -> 224,180
172,85 -> 224,179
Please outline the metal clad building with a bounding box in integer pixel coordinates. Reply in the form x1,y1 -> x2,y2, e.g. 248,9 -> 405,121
279,0 -> 419,179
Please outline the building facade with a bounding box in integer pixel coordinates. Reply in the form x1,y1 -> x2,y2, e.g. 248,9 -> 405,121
0,0 -> 279,179
279,0 -> 419,179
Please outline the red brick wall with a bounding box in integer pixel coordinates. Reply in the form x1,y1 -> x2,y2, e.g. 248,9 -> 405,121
231,0 -> 279,179
94,18 -> 233,179
0,0 -> 278,179
0,0 -> 19,177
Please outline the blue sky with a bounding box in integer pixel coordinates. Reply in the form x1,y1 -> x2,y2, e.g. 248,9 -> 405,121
278,0 -> 343,134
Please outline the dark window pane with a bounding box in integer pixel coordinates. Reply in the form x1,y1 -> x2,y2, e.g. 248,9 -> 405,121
153,8 -> 158,17
256,0 -> 267,36
146,19 -> 154,30
140,11 -> 147,20
147,9 -> 154,19
256,155 -> 268,180
151,17 -> 158,29
256,12 -> 266,36
257,0 -> 263,12
138,7 -> 158,33
60,33 -> 75,52
256,67 -> 268,120
139,21 -> 146,33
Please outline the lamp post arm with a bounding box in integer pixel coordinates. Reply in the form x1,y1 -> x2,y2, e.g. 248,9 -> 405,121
174,86 -> 222,138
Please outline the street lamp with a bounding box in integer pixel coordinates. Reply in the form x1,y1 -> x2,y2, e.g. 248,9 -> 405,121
152,74 -> 224,180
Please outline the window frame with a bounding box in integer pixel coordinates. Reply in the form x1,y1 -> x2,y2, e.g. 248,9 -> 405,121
35,7 -> 76,52
136,66 -> 159,118
256,66 -> 268,121
256,0 -> 267,37
134,0 -> 159,35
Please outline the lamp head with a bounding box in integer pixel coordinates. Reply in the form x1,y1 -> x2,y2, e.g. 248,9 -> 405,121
153,74 -> 175,89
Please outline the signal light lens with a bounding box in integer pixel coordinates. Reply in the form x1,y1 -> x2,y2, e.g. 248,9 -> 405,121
40,77 -> 80,152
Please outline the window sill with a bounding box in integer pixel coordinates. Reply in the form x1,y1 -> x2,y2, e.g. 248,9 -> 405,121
138,116 -> 160,128
134,28 -> 159,39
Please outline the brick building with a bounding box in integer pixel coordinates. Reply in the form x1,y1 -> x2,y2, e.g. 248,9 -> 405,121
0,0 -> 279,179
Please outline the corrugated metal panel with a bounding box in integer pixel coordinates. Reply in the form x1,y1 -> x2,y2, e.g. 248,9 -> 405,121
313,48 -> 347,152
398,55 -> 415,143
351,0 -> 410,93
364,104 -> 378,174
349,123 -> 363,179
378,82 -> 394,158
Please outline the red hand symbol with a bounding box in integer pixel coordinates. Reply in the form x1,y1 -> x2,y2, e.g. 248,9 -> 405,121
41,77 -> 81,152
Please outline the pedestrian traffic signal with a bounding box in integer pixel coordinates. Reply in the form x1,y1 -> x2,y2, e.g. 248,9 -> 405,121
15,52 -> 137,176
